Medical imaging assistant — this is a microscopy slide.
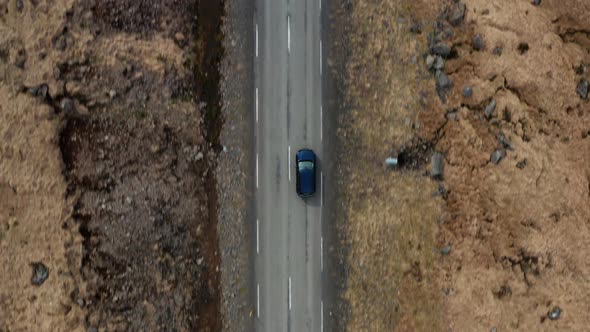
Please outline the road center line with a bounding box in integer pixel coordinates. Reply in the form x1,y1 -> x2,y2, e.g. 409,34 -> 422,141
288,146 -> 291,182
321,236 -> 324,271
320,105 -> 323,142
256,219 -> 259,254
321,301 -> 324,332
257,283 -> 260,318
321,171 -> 323,206
287,15 -> 291,53
320,40 -> 322,75
256,153 -> 259,189
288,276 -> 292,310
255,23 -> 259,58
255,87 -> 259,123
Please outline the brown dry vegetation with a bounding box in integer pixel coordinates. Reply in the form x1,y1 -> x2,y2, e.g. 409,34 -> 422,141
338,0 -> 590,331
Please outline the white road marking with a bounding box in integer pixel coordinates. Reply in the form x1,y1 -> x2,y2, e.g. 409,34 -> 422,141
320,105 -> 323,142
321,171 -> 323,206
256,153 -> 259,189
321,236 -> 324,271
288,146 -> 291,182
287,15 -> 291,53
257,283 -> 260,318
256,219 -> 259,254
256,87 -> 259,123
288,276 -> 292,310
321,301 -> 324,332
319,40 -> 322,75
255,23 -> 259,58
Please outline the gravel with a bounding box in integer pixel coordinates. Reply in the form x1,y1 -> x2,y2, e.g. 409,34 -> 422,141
577,79 -> 589,100
430,42 -> 451,58
532,0 -> 541,5
431,152 -> 444,180
30,262 -> 49,286
484,99 -> 496,119
426,55 -> 435,70
516,158 -> 528,169
490,149 -> 505,164
448,2 -> 466,26
435,70 -> 452,93
462,86 -> 473,97
548,306 -> 562,320
497,132 -> 514,150
433,56 -> 445,70
472,34 -> 485,51
441,245 -> 452,255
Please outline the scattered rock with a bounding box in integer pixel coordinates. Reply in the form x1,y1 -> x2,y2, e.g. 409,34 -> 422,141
431,152 -> 444,180
410,22 -> 421,34
426,55 -> 435,70
462,86 -> 473,97
430,42 -> 451,58
484,99 -> 496,119
448,2 -> 466,26
497,132 -> 514,150
435,70 -> 452,94
16,0 -> 24,12
31,262 -> 49,286
482,9 -> 490,15
174,32 -> 185,43
548,306 -> 561,320
490,149 -> 505,164
433,56 -> 445,70
472,34 -> 485,51
195,152 -> 204,161
60,98 -> 76,115
108,89 -> 117,99
531,0 -> 541,5
516,158 -> 528,169
441,245 -> 452,255
577,79 -> 589,100
14,49 -> 26,68
492,46 -> 503,56
28,84 -> 49,99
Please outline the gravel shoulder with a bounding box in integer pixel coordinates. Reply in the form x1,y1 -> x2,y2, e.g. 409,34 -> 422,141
217,0 -> 255,331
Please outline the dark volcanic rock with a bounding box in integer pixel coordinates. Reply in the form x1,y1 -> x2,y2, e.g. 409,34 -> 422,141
448,2 -> 466,26
31,262 -> 49,286
430,42 -> 452,58
577,79 -> 589,100
473,34 -> 485,51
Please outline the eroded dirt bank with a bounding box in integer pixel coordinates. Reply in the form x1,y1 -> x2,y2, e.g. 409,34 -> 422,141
1,0 -> 225,331
337,0 -> 590,331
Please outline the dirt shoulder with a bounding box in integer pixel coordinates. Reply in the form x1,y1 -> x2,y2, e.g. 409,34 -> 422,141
1,0 -> 223,331
338,0 -> 590,331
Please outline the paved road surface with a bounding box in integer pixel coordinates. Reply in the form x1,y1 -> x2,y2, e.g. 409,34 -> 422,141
254,0 -> 324,330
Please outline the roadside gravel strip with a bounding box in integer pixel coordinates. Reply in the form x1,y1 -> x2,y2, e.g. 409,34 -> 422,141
218,0 -> 255,331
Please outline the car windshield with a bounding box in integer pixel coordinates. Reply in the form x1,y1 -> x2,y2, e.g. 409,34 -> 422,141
298,160 -> 314,171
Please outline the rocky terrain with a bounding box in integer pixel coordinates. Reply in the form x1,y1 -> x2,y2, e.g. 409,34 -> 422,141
0,0 -> 225,331
336,0 -> 590,331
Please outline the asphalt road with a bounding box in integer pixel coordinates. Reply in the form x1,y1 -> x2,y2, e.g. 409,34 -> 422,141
254,0 -> 324,330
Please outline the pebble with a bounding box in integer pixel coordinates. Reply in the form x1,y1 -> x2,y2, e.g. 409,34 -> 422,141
431,152 -> 444,180
473,34 -> 485,51
441,245 -> 452,255
60,98 -> 76,116
16,0 -> 24,12
174,32 -> 185,43
531,0 -> 541,5
516,158 -> 528,169
195,152 -> 204,161
31,262 -> 49,286
430,42 -> 451,58
490,149 -> 505,164
484,99 -> 496,119
462,86 -> 473,97
577,79 -> 589,100
548,306 -> 561,320
448,2 -> 466,26
410,22 -> 421,34
492,46 -> 503,56
497,132 -> 514,150
433,56 -> 445,70
108,89 -> 117,99
435,70 -> 452,93
426,55 -> 435,70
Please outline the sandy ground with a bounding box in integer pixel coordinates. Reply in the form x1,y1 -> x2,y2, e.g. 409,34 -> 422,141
0,0 -> 224,331
337,0 -> 590,331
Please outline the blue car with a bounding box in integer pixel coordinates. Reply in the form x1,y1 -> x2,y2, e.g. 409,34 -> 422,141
295,149 -> 316,197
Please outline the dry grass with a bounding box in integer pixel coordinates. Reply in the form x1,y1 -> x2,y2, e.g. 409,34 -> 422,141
338,0 -> 447,331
